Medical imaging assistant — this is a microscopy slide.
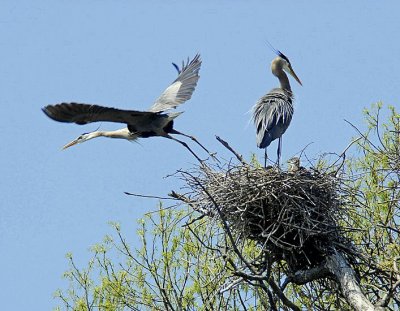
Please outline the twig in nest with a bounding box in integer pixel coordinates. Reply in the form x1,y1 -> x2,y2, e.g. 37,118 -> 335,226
216,136 -> 246,165
168,190 -> 193,203
124,192 -> 173,200
177,156 -> 358,272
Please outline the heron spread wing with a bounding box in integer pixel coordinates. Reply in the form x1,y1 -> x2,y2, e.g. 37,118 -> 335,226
42,102 -> 155,125
149,54 -> 202,113
253,89 -> 294,148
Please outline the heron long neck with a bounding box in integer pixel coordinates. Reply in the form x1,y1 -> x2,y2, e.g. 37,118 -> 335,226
276,71 -> 291,92
97,128 -> 134,140
271,58 -> 292,92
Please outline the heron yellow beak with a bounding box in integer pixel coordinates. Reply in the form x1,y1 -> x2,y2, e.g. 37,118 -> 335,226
62,139 -> 79,150
288,66 -> 302,86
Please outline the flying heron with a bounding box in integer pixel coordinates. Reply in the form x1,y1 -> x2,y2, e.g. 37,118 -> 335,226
42,54 -> 209,162
252,48 -> 302,167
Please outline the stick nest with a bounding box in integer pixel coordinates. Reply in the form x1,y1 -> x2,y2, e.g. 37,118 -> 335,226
178,160 -> 356,272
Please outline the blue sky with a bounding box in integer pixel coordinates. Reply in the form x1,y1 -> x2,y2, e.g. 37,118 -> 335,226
1,1 -> 399,309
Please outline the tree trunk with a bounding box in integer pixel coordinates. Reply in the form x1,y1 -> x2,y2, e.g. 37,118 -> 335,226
326,250 -> 378,311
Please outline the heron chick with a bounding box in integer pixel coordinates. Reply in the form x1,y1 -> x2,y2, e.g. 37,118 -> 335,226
43,54 -> 210,163
252,48 -> 302,167
287,156 -> 301,173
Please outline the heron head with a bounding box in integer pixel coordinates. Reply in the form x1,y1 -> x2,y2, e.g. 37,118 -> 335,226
62,132 -> 99,149
287,157 -> 301,172
272,51 -> 302,86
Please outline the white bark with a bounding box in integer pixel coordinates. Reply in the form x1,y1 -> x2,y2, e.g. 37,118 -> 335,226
326,250 -> 377,311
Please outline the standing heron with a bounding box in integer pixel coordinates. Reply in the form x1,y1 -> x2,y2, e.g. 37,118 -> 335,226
42,54 -> 209,162
252,48 -> 302,167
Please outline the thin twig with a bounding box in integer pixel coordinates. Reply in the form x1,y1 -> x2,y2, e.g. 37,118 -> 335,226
124,192 -> 173,200
216,135 -> 247,165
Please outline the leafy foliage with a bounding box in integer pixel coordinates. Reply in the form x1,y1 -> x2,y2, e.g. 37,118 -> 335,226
343,103 -> 400,308
55,103 -> 400,310
54,204 -> 271,310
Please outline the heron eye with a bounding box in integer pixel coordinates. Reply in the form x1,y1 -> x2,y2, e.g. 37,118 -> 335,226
78,132 -> 89,139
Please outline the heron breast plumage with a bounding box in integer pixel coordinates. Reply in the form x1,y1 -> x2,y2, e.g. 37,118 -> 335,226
253,88 -> 294,149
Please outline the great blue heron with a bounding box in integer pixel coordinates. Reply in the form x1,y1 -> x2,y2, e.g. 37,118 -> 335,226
252,49 -> 302,166
42,54 -> 209,162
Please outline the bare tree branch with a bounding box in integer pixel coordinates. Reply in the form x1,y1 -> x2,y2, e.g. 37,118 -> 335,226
215,136 -> 246,165
281,263 -> 331,290
326,250 -> 376,311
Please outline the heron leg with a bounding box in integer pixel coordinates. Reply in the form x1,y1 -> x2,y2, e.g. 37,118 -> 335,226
277,137 -> 282,167
170,129 -> 217,161
264,148 -> 268,168
166,135 -> 204,164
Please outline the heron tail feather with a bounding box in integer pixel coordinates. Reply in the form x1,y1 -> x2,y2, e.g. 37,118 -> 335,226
167,112 -> 184,120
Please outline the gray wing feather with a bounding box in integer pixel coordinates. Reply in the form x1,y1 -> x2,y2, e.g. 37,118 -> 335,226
42,102 -> 154,125
149,54 -> 201,113
252,89 -> 294,148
